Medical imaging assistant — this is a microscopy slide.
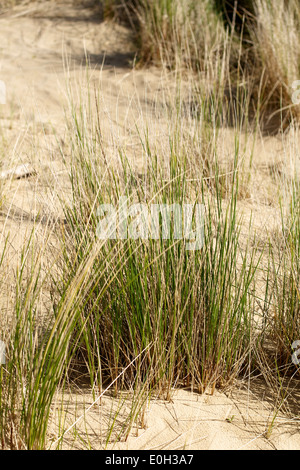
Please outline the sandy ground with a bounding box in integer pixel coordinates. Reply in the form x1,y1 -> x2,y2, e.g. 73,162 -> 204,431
46,383 -> 300,450
1,0 -> 300,450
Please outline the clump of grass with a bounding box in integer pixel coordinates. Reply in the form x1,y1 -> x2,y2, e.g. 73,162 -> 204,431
102,1 -> 230,71
102,0 -> 300,132
249,0 -> 300,132
0,226 -> 115,449
0,235 -> 51,449
136,0 -> 229,71
251,189 -> 300,435
54,77 -> 261,414
266,184 -> 300,371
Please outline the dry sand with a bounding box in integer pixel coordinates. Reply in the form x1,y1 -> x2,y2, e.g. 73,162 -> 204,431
0,0 -> 300,450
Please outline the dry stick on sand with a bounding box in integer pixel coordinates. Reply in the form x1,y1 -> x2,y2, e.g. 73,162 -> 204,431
0,164 -> 36,180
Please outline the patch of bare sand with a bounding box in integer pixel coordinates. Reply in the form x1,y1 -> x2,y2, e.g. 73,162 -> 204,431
48,383 -> 300,450
0,0 -> 300,450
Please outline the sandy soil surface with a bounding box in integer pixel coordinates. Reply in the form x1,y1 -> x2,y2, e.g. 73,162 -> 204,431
0,0 -> 300,450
